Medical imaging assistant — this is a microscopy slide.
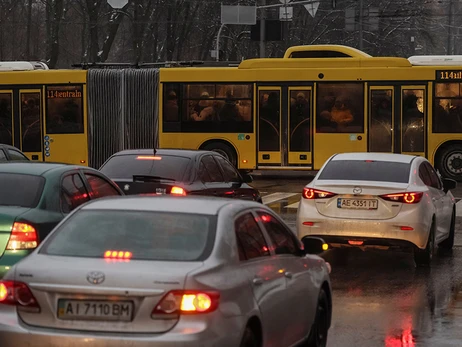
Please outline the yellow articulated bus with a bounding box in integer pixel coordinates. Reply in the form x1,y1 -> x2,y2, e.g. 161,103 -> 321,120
2,45 -> 462,181
158,45 -> 462,181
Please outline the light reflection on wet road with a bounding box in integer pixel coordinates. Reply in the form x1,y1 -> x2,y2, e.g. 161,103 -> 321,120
251,174 -> 462,347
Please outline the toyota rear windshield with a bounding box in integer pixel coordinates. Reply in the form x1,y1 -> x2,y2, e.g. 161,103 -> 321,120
0,173 -> 45,208
318,160 -> 411,183
99,154 -> 190,181
40,210 -> 217,262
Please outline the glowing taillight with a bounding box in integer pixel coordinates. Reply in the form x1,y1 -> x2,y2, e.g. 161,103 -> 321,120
152,290 -> 219,317
6,222 -> 38,250
302,188 -> 336,199
136,156 -> 162,160
380,192 -> 423,204
104,250 -> 132,259
0,280 -> 40,312
170,186 -> 186,196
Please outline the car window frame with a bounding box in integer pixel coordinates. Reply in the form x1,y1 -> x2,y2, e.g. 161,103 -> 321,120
7,148 -> 29,161
81,170 -> 123,198
200,155 -> 225,183
234,210 -> 271,262
418,162 -> 432,187
60,171 -> 91,214
423,161 -> 443,190
0,149 -> 6,161
214,154 -> 242,183
253,209 -> 303,257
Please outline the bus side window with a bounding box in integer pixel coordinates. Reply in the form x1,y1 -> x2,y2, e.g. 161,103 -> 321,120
163,84 -> 180,122
316,83 -> 364,133
433,83 -> 462,133
46,86 -> 84,134
402,89 -> 425,152
0,93 -> 13,145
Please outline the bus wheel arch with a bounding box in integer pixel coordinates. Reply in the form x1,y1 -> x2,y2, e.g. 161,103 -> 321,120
434,141 -> 462,181
200,140 -> 238,167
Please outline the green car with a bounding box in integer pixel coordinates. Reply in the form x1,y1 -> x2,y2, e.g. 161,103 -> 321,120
0,162 -> 124,278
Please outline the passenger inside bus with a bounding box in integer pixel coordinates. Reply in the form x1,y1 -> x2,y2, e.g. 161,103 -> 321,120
21,97 -> 41,152
402,91 -> 424,152
0,97 -> 12,145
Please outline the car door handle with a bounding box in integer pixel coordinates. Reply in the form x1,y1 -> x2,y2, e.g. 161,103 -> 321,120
284,272 -> 293,279
252,277 -> 263,285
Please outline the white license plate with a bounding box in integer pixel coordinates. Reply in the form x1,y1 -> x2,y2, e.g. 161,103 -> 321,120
337,198 -> 378,210
58,300 -> 133,321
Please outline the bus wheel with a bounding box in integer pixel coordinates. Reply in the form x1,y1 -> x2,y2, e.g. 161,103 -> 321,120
437,144 -> 462,181
203,142 -> 237,167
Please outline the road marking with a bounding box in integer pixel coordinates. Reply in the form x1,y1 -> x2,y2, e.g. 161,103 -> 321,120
285,201 -> 300,209
262,192 -> 298,205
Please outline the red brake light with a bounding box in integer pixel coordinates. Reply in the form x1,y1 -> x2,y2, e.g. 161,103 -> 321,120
104,250 -> 132,259
136,156 -> 162,160
6,222 -> 38,250
302,188 -> 336,199
152,290 -> 219,317
0,281 -> 40,312
380,192 -> 423,204
170,186 -> 186,196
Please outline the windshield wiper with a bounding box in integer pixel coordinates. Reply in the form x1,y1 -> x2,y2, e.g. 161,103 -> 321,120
133,175 -> 175,182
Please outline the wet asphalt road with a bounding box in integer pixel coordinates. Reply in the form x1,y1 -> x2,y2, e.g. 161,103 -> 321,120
250,172 -> 462,347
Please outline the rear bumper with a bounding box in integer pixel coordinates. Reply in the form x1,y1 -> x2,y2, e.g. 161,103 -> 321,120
0,250 -> 31,279
297,206 -> 430,250
0,306 -> 244,347
309,235 -> 417,251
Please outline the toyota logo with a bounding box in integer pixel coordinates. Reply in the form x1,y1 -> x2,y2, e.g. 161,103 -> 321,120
353,187 -> 362,194
87,271 -> 105,285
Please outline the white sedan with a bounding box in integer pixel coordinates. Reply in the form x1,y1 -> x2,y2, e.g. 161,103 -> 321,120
297,152 -> 457,266
0,196 -> 332,347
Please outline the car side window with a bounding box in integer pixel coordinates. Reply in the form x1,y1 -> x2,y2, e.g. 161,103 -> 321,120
0,150 -> 6,162
235,212 -> 270,261
198,161 -> 212,183
84,173 -> 121,198
418,163 -> 432,187
201,155 -> 224,183
257,211 -> 300,256
7,149 -> 28,161
215,155 -> 241,183
424,162 -> 442,189
61,174 -> 90,213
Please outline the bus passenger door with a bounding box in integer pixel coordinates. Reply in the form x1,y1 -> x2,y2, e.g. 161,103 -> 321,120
313,82 -> 367,169
400,85 -> 426,157
287,87 -> 312,167
19,89 -> 43,161
43,85 -> 88,165
0,91 -> 13,147
257,87 -> 282,167
369,87 -> 394,153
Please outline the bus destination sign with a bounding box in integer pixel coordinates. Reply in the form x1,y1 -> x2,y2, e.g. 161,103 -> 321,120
436,70 -> 462,81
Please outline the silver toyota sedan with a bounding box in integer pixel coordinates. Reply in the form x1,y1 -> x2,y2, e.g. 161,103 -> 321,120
0,196 -> 332,347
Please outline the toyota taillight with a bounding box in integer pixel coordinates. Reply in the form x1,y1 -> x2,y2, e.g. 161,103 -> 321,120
0,281 -> 40,312
302,188 -> 336,199
170,186 -> 186,196
151,290 -> 219,318
6,222 -> 38,250
380,192 -> 423,204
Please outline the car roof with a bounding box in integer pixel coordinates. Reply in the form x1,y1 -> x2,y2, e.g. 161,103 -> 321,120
0,144 -> 20,150
0,162 -> 87,176
331,152 -> 417,163
111,148 -> 213,158
81,195 -> 246,215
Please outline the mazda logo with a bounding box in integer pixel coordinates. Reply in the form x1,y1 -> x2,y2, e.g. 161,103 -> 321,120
353,187 -> 362,194
87,271 -> 105,285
